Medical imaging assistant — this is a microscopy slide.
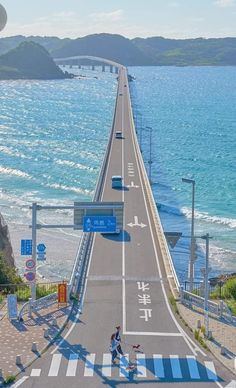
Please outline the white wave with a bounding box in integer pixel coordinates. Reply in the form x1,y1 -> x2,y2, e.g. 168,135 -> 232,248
0,145 -> 30,159
0,165 -> 32,179
55,159 -> 96,172
182,207 -> 236,229
46,182 -> 93,196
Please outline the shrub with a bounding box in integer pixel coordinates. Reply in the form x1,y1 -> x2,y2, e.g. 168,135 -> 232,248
4,374 -> 16,385
223,278 -> 236,300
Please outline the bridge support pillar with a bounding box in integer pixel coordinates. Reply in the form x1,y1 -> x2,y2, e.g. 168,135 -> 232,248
115,67 -> 119,74
92,65 -> 95,71
110,65 -> 113,73
102,65 -> 105,72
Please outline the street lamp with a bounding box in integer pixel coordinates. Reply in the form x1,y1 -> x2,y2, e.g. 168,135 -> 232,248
146,126 -> 153,184
182,177 -> 195,292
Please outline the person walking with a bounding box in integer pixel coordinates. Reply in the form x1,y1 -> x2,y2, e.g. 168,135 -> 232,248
110,333 -> 119,364
115,325 -> 124,356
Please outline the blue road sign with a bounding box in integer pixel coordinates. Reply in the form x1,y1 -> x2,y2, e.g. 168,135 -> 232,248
37,243 -> 46,252
21,239 -> 32,255
37,252 -> 46,261
83,216 -> 117,233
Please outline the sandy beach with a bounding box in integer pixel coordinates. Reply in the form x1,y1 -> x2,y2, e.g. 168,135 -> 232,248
8,223 -> 82,282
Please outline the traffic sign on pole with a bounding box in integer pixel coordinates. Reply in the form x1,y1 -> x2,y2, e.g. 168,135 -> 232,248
25,272 -> 36,282
21,239 -> 32,255
37,243 -> 46,252
25,259 -> 36,270
83,216 -> 117,233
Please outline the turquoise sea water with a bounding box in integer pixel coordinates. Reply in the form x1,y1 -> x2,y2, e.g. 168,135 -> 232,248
0,66 -> 236,282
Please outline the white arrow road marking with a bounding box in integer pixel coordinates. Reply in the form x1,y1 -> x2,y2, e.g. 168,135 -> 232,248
127,181 -> 140,188
127,216 -> 147,228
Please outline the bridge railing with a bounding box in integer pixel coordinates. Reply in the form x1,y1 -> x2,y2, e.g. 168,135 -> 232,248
126,75 -> 180,298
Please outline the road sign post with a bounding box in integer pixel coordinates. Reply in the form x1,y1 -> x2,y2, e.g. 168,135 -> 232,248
31,203 -> 37,301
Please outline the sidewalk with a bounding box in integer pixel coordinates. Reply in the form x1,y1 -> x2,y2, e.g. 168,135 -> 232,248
0,302 -> 71,382
178,302 -> 236,375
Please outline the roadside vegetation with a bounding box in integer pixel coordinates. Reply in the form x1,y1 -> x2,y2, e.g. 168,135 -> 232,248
0,254 -> 57,302
210,277 -> 236,316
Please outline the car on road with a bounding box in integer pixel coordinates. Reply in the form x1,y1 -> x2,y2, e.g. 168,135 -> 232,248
111,175 -> 123,188
115,131 -> 123,139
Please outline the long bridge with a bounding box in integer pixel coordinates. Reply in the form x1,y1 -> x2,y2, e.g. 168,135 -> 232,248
55,55 -> 122,73
15,64 -> 229,387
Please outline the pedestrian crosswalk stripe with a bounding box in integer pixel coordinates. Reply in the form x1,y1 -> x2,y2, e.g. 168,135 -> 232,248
84,353 -> 96,377
119,354 -> 129,377
186,356 -> 200,379
102,353 -> 112,377
48,354 -> 62,377
153,354 -> 164,379
204,361 -> 217,381
170,355 -> 182,379
66,354 -> 79,377
136,353 -> 147,378
34,352 -> 218,381
31,369 -> 41,377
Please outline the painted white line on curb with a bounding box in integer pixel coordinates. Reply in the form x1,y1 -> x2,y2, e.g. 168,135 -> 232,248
11,376 -> 29,388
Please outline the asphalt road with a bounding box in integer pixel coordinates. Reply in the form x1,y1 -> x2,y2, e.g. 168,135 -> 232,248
13,67 -> 234,388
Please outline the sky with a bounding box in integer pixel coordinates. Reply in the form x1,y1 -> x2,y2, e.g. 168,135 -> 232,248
0,0 -> 236,39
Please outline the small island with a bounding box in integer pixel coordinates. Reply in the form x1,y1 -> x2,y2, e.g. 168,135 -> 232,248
0,41 -> 73,80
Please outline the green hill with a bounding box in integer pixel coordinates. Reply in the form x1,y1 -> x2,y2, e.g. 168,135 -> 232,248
1,34 -> 236,66
0,41 -> 72,80
52,33 -> 150,65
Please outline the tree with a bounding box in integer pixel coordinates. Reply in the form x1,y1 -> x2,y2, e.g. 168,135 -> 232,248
0,254 -> 22,284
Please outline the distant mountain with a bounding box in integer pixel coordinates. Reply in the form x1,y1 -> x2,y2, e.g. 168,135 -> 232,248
132,36 -> 236,65
0,41 -> 73,80
0,35 -> 69,56
51,33 -> 150,65
1,34 -> 236,66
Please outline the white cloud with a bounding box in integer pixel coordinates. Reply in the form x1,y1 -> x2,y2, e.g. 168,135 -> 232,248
214,0 -> 235,7
89,9 -> 124,23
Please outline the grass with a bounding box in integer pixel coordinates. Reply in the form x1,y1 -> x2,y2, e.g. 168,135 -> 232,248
15,284 -> 57,302
169,295 -> 179,314
4,374 -> 16,385
225,299 -> 236,316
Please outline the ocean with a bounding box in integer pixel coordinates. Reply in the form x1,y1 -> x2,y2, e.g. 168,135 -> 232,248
0,66 -> 236,283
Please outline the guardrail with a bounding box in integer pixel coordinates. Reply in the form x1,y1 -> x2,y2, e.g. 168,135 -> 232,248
18,292 -> 58,319
180,289 -> 220,316
126,76 -> 180,298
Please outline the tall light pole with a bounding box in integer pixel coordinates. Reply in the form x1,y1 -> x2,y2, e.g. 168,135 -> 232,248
146,126 -> 153,184
182,177 -> 195,292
